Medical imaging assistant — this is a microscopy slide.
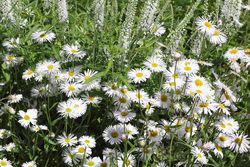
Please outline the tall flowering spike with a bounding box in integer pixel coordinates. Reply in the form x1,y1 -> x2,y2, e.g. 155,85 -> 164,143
44,0 -> 53,9
93,0 -> 105,29
221,0 -> 243,27
57,0 -> 68,23
0,0 -> 16,23
119,0 -> 138,51
139,0 -> 160,31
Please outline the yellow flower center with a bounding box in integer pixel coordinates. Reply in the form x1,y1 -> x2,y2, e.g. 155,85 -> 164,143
27,69 -> 34,75
218,103 -> 225,109
71,49 -> 78,53
111,131 -> 119,138
196,89 -> 203,94
78,147 -> 86,153
88,96 -> 95,101
40,33 -> 47,38
68,71 -> 75,77
185,127 -> 191,133
135,72 -> 144,78
245,48 -> 250,55
204,21 -> 212,28
216,145 -> 222,152
229,49 -> 238,54
100,162 -> 108,167
125,160 -> 131,166
119,97 -> 127,103
121,111 -> 129,116
199,102 -> 208,108
68,85 -> 75,91
170,82 -> 176,86
160,94 -> 168,102
120,88 -> 128,94
47,64 -> 54,70
220,123 -> 226,128
84,75 -> 91,81
6,55 -> 14,61
213,30 -> 220,36
149,130 -> 158,137
172,73 -> 179,78
195,79 -> 203,86
235,137 -> 242,144
111,83 -> 118,90
84,139 -> 90,144
23,114 -> 30,121
65,108 -> 72,113
87,161 -> 94,166
219,135 -> 226,141
197,153 -> 203,158
135,92 -> 143,99
64,138 -> 71,143
184,66 -> 192,71
151,63 -> 159,68
0,160 -> 7,166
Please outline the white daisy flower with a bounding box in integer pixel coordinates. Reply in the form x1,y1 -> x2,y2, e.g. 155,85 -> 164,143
78,69 -> 101,91
79,136 -> 96,148
128,89 -> 150,105
144,56 -> 166,72
209,29 -> 227,44
113,109 -> 136,123
215,133 -> 231,148
2,38 -> 20,49
102,82 -> 121,97
60,82 -> 82,97
178,59 -> 199,75
191,146 -> 208,165
22,68 -> 36,80
189,76 -> 208,88
229,133 -> 250,153
4,143 -> 15,152
57,101 -> 79,119
196,17 -> 215,35
73,145 -> 92,157
7,94 -> 23,104
113,96 -> 131,108
103,125 -> 123,145
57,132 -> 78,147
2,53 -> 22,66
194,101 -> 217,115
36,60 -> 61,75
82,94 -> 102,105
18,109 -> 38,128
128,68 -> 151,83
30,124 -> 48,132
177,122 -> 197,140
63,67 -> 81,82
124,124 -> 139,139
62,44 -> 86,59
215,117 -> 239,134
147,126 -> 164,142
214,144 -> 223,158
223,48 -> 245,60
62,148 -> 81,166
0,158 -> 12,167
84,157 -> 102,167
163,78 -> 184,91
21,161 -> 37,167
154,91 -> 171,109
31,29 -> 56,43
118,154 -> 136,167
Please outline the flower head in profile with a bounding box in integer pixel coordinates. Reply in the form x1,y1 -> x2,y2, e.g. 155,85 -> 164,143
32,29 -> 56,43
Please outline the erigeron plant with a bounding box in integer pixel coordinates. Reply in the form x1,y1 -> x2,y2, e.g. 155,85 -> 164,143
0,0 -> 250,167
